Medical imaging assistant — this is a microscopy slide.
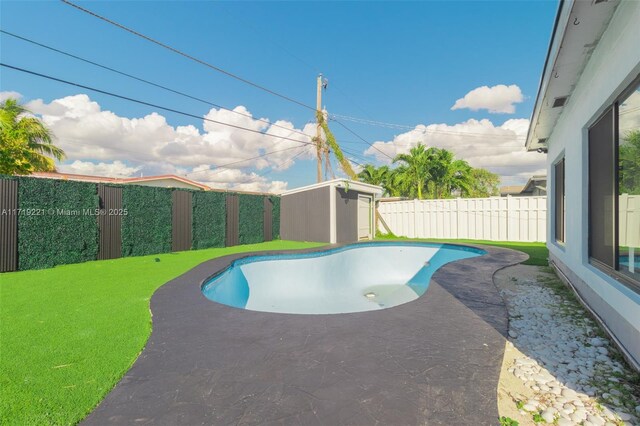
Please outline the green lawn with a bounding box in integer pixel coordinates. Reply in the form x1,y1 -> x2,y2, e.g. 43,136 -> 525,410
376,236 -> 549,266
0,241 -> 324,426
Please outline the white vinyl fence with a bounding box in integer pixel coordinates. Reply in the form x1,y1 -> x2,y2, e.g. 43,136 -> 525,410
378,196 -> 547,242
620,194 -> 640,248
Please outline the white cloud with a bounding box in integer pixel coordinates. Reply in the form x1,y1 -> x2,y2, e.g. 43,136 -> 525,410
0,91 -> 22,102
22,94 -> 315,171
2,92 -> 316,193
364,118 -> 546,185
56,159 -> 290,193
451,84 -> 524,114
58,160 -> 141,178
183,166 -> 288,193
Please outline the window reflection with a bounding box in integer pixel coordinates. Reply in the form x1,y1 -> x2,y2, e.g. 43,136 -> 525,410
618,84 -> 640,281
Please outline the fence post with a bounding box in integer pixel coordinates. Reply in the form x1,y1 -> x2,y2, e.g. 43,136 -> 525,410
507,195 -> 513,242
413,199 -> 418,239
0,178 -> 18,272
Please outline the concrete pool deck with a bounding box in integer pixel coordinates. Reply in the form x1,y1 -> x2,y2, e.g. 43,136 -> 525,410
84,243 -> 527,425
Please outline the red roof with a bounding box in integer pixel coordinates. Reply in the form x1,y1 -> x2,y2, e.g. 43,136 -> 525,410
29,172 -> 210,191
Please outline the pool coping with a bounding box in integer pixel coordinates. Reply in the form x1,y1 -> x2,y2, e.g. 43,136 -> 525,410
84,242 -> 528,425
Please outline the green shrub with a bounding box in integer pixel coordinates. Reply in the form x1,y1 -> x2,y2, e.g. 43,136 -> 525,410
238,194 -> 264,245
270,195 -> 280,239
17,177 -> 99,270
192,191 -> 226,249
121,186 -> 172,256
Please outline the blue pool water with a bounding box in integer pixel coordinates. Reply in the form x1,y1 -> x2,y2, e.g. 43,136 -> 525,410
620,255 -> 640,269
202,242 -> 485,315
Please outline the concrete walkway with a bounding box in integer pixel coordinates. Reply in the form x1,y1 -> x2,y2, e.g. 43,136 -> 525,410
84,244 -> 526,425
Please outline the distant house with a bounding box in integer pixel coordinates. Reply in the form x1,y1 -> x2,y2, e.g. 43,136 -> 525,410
499,185 -> 525,197
525,0 -> 640,367
30,172 -> 210,191
520,175 -> 547,197
499,176 -> 546,197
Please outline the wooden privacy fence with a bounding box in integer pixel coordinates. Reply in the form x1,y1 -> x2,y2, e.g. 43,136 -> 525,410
378,196 -> 547,242
0,176 -> 280,272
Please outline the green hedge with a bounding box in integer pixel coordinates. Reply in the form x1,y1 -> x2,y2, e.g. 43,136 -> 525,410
121,186 -> 172,257
7,177 -> 283,270
192,191 -> 226,249
270,196 -> 280,239
238,194 -> 264,245
17,177 -> 99,270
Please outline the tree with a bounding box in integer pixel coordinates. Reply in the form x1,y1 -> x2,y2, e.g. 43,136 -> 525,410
465,168 -> 500,198
620,130 -> 640,195
358,164 -> 400,196
316,111 -> 357,180
357,164 -> 389,187
427,148 -> 473,198
364,144 -> 499,200
392,144 -> 434,200
0,98 -> 65,175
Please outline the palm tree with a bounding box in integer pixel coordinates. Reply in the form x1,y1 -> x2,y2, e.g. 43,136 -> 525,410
431,148 -> 473,198
358,164 -> 388,186
358,164 -> 383,194
0,98 -> 65,175
392,144 -> 434,199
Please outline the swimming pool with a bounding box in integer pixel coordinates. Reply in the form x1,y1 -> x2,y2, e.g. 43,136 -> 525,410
201,242 -> 485,314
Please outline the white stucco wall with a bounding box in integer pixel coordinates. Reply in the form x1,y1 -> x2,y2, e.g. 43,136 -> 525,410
546,0 -> 640,363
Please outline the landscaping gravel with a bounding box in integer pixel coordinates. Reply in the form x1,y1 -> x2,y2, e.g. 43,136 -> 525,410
497,265 -> 640,426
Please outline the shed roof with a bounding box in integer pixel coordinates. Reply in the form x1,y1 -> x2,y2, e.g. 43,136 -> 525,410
281,179 -> 383,197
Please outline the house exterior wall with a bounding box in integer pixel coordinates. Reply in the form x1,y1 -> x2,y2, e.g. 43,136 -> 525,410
518,188 -> 547,197
280,186 -> 330,243
546,0 -> 640,366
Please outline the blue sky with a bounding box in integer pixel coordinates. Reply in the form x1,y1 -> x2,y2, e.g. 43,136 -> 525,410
0,0 -> 557,192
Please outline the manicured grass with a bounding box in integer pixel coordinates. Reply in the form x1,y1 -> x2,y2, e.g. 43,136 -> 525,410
376,236 -> 549,266
0,241 -> 324,426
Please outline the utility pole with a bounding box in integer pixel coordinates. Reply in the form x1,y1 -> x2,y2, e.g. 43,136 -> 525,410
316,73 -> 323,182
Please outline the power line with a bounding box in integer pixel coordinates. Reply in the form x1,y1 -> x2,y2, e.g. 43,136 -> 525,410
255,146 -> 313,180
218,6 -> 319,75
57,3 -> 530,148
2,30 -> 384,152
331,119 -> 395,160
203,147 -> 311,190
186,142 -> 310,177
0,30 -> 314,141
330,112 -> 527,141
339,147 -> 371,167
329,113 -> 417,131
217,6 -> 376,123
1,63 -> 316,148
43,135 -> 310,187
60,0 -> 316,112
60,1 -> 532,148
